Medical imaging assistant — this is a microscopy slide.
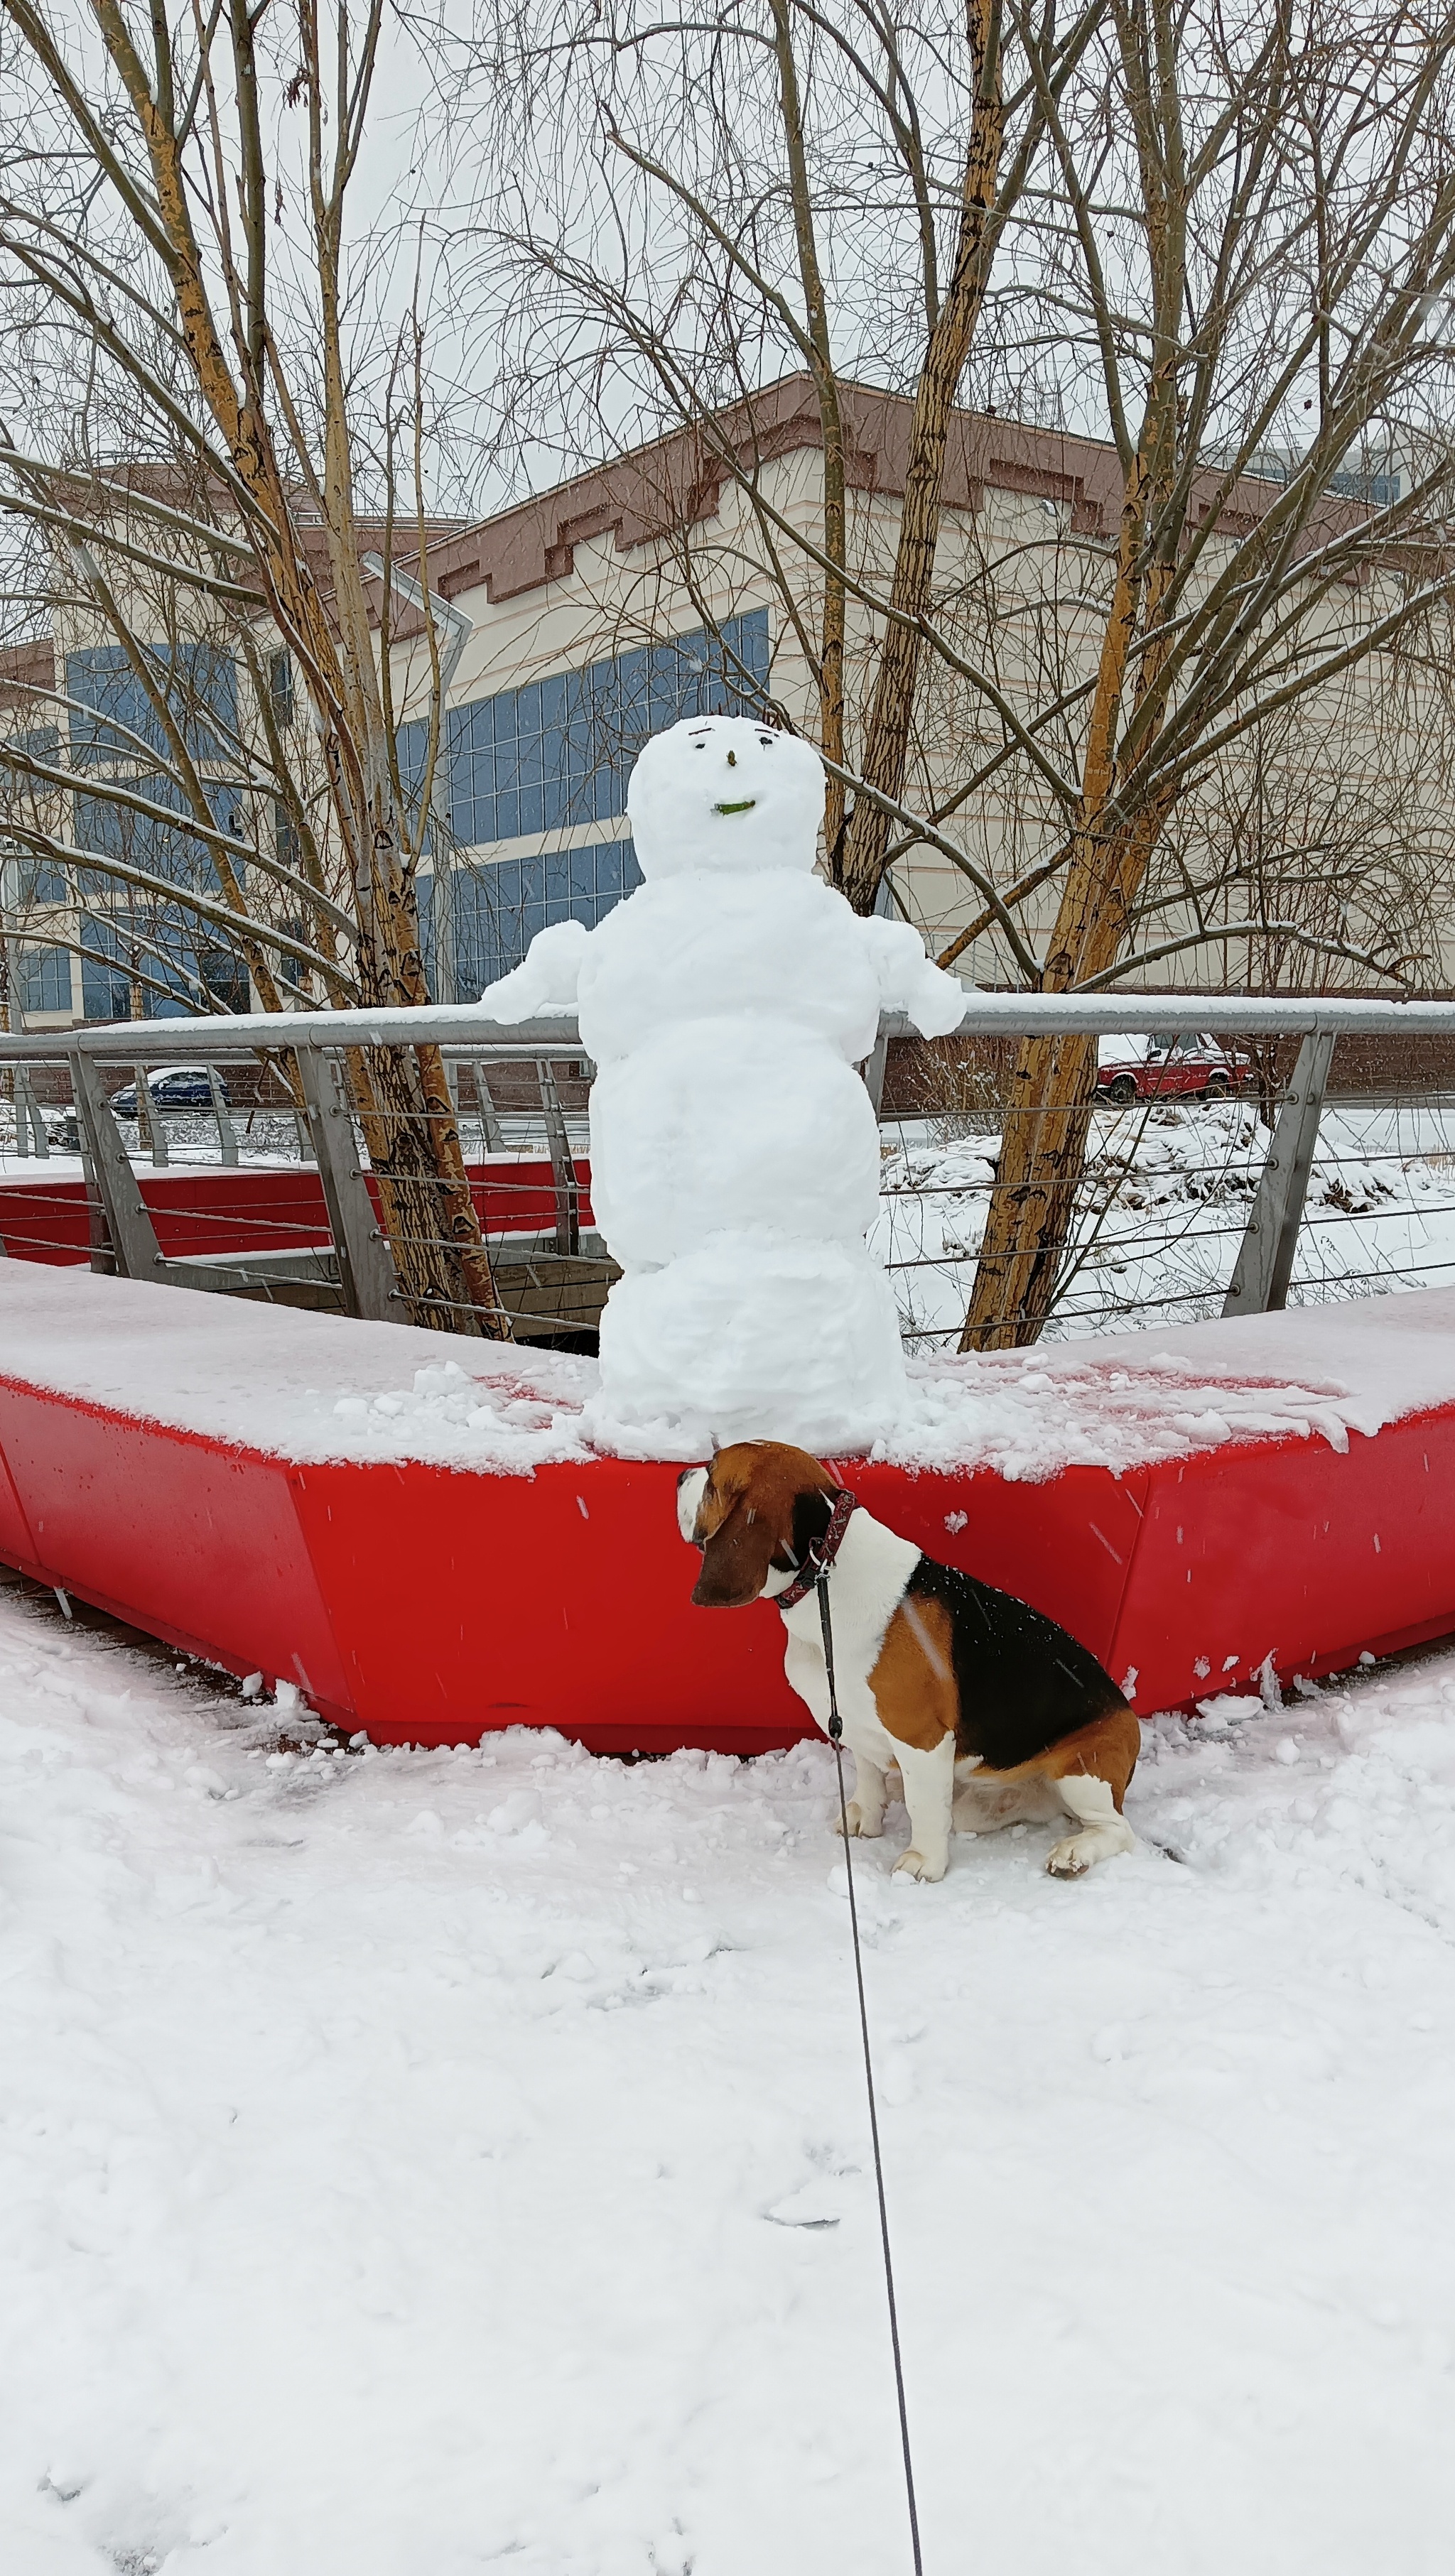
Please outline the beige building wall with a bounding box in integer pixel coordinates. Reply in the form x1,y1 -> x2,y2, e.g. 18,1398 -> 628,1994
389,381 -> 1440,998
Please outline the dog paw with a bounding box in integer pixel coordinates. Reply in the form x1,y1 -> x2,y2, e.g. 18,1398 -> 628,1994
1046,1835 -> 1091,1878
892,1847 -> 947,1883
835,1800 -> 885,1839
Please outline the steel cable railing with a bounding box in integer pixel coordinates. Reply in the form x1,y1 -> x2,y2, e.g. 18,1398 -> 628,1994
5,996 -> 1455,1349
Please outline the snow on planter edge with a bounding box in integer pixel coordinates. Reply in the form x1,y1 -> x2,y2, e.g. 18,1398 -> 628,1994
4,1266 -> 1455,1482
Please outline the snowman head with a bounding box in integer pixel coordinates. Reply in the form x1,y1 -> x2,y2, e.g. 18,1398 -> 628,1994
627,713 -> 825,880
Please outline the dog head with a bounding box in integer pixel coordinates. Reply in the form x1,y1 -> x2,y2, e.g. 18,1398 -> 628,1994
676,1441 -> 842,1608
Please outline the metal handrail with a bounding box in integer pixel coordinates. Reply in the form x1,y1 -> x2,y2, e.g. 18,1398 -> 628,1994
5,994 -> 1454,1344
4,991 -> 1455,1060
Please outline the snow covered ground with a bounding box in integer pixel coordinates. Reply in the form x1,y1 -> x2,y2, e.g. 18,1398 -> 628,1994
5,1575 -> 1455,2575
876,1096 -> 1455,1346
10,1261 -> 1455,1483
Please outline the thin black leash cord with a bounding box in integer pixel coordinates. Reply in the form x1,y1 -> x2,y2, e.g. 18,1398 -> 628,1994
817,1575 -> 924,2576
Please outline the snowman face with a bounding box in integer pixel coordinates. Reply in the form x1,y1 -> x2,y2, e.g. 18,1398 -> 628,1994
626,713 -> 826,879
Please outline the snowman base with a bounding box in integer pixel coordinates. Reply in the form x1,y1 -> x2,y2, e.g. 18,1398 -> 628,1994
585,1232 -> 907,1457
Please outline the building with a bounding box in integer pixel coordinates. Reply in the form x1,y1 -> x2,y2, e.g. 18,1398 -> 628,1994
1,379 -> 1439,1030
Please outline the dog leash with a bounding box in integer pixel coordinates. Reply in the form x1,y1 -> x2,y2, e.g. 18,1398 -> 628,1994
814,1565 -> 925,2576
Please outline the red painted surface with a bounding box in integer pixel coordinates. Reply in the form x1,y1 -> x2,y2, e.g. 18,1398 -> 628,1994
1110,1407 -> 1455,1712
0,1161 -> 595,1266
0,1383 -> 351,1710
1,1360 -> 1451,1748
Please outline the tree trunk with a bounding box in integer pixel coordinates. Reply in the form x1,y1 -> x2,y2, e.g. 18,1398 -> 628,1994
960,413 -> 1176,1347
959,784 -> 1174,1346
79,0 -> 512,1339
837,0 -> 1005,915
347,844 -> 513,1338
343,1045 -> 507,1334
769,0 -> 848,862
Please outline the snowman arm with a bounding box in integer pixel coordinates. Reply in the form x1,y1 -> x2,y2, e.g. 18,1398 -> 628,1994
475,915 -> 590,1021
858,915 -> 966,1038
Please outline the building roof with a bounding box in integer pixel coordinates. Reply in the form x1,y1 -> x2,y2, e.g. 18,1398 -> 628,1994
386,374 -> 1359,636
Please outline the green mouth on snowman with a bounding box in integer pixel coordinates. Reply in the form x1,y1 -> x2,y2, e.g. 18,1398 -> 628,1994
714,798 -> 757,815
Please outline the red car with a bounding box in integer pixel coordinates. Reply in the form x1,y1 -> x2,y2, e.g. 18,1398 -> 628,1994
1095,1031 -> 1253,1106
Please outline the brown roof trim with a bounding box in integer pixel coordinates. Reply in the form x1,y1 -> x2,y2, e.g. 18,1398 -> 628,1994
408,374 -> 1347,624
39,460 -> 465,634
0,636 -> 56,710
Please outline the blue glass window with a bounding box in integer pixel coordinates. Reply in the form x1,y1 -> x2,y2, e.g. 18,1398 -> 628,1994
80,911 -> 249,1019
18,857 -> 67,905
75,773 -> 234,895
20,944 -> 70,1013
401,610 -> 771,989
3,733 -> 65,903
448,837 -> 644,996
80,916 -> 133,1020
66,645 -> 238,770
443,610 -> 771,849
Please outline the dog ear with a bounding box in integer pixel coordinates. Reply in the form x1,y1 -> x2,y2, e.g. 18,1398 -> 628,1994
690,1457 -> 792,1608
692,1496 -> 782,1607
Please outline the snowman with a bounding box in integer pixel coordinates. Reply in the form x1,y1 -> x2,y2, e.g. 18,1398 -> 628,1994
475,712 -> 966,1451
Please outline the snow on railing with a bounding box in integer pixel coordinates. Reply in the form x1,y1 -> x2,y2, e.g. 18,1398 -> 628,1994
6,991 -> 1455,1059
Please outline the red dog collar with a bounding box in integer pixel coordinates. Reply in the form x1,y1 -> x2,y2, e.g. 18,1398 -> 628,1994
775,1487 -> 858,1608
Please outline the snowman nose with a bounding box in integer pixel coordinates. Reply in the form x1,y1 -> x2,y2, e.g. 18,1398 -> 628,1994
726,749 -> 737,766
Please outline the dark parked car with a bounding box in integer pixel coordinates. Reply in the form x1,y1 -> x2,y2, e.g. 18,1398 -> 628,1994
1095,1031 -> 1253,1106
109,1065 -> 230,1117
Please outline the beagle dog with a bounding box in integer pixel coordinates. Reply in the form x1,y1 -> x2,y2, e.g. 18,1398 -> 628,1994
677,1440 -> 1138,1881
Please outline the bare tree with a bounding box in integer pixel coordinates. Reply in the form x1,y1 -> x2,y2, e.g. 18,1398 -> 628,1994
471,0 -> 1455,1345
958,0 -> 1455,1343
0,0 -> 510,1333
12,0 -> 1451,1358
470,0 -> 1105,916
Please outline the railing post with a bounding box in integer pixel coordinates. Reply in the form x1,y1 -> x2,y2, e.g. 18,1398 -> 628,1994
207,1063 -> 239,1167
13,1067 -> 48,1157
133,1061 -> 169,1167
70,1050 -> 167,1282
539,1056 -> 580,1256
473,1058 -> 505,1153
296,1045 -> 400,1322
862,1031 -> 889,1114
1223,1032 -> 1336,1316
70,1075 -> 114,1275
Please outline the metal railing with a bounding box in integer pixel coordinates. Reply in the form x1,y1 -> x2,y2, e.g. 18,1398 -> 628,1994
4,994 -> 1455,1347
870,1006 -> 1455,1345
0,1018 -> 602,1342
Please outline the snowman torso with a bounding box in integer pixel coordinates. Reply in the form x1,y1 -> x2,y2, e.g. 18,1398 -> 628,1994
576,869 -> 882,1068
588,1014 -> 883,1267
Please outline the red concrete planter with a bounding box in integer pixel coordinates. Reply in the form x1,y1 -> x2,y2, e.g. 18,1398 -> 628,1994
1,1271 -> 1453,1746
0,1387 -> 1147,1749
0,1159 -> 593,1267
